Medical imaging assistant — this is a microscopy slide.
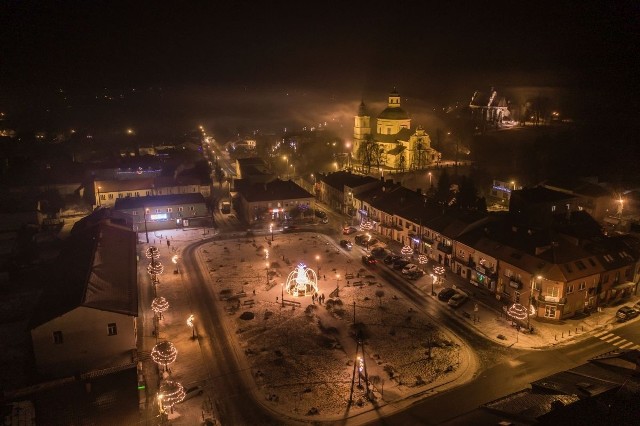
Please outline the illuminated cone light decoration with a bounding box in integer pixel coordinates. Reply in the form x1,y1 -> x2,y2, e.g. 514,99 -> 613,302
433,265 -> 445,283
285,263 -> 318,297
158,380 -> 185,412
152,340 -> 178,370
507,303 -> 528,322
145,246 -> 160,260
359,220 -> 373,231
152,296 -> 169,319
401,245 -> 414,257
418,254 -> 428,265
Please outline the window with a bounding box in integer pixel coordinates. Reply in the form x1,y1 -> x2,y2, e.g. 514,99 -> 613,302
190,206 -> 195,211
588,258 -> 596,267
547,286 -> 559,297
146,191 -> 151,196
108,194 -> 114,199
575,261 -> 586,270
602,274 -> 609,284
514,290 -> 520,303
53,331 -> 63,344
178,207 -> 183,212
167,208 -> 172,213
544,306 -> 556,318
126,192 -> 132,197
155,209 -> 161,213
108,323 -> 118,336
579,281 -> 586,291
551,205 -> 556,212
567,284 -> 574,294
504,268 -> 513,278
100,194 -> 106,200
132,211 -> 138,215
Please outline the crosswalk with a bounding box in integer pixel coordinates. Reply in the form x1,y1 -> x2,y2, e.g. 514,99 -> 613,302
593,330 -> 640,350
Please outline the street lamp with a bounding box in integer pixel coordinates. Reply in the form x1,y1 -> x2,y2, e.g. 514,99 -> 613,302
315,255 -> 320,274
428,172 -> 432,187
282,155 -> 289,178
336,273 -> 341,297
187,314 -> 195,338
172,254 -> 179,274
270,223 -> 274,241
433,265 -> 445,295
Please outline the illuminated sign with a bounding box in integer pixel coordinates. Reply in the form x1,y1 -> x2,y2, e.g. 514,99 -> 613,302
150,213 -> 168,220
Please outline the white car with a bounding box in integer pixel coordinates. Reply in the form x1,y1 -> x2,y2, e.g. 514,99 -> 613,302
401,263 -> 418,275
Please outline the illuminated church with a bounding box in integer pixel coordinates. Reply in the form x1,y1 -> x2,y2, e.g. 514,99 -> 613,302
352,88 -> 440,171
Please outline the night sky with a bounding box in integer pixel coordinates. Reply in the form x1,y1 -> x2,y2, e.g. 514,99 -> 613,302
1,1 -> 638,145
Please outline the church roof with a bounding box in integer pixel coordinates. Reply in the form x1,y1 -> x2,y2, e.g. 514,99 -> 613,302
357,101 -> 368,116
386,146 -> 406,155
378,107 -> 410,120
376,128 -> 414,143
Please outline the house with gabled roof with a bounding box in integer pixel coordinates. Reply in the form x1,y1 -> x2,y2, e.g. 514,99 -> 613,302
541,177 -> 615,222
234,178 -> 314,225
317,170 -> 380,216
29,217 -> 138,378
424,210 -> 490,267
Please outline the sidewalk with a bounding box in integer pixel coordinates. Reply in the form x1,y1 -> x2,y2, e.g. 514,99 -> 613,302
368,231 -> 640,350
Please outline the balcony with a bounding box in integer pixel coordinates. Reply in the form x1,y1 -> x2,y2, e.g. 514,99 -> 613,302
437,243 -> 453,254
538,295 -> 567,305
455,257 -> 476,268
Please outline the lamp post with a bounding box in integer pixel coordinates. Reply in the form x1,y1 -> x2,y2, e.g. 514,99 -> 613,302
270,223 -> 274,241
433,265 -> 445,295
283,155 -> 289,178
315,255 -> 320,274
187,314 -> 195,338
281,283 -> 284,307
264,249 -> 269,284
172,254 -> 179,274
97,185 -> 102,207
428,172 -> 432,187
336,273 -> 341,297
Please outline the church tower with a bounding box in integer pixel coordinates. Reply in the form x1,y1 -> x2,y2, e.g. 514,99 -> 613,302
353,101 -> 371,156
377,88 -> 411,135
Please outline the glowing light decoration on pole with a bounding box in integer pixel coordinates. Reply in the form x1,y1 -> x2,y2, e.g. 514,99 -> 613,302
187,314 -> 195,338
158,380 -> 185,413
172,254 -> 179,273
401,245 -> 414,257
151,340 -> 178,371
152,296 -> 169,319
284,263 -> 318,297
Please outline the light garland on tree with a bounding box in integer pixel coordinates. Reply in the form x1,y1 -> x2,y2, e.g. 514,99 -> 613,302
145,246 -> 160,260
158,380 -> 185,409
148,260 -> 164,276
151,341 -> 178,367
152,297 -> 170,316
507,303 -> 528,321
401,245 -> 414,256
418,254 -> 428,265
433,265 -> 445,277
359,220 -> 373,231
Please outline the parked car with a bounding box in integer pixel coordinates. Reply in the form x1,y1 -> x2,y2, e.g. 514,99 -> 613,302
314,210 -> 329,224
361,255 -> 377,265
339,239 -> 353,250
384,254 -> 402,265
342,226 -> 357,235
448,292 -> 468,308
437,287 -> 457,302
401,263 -> 419,275
633,300 -> 640,311
354,234 -> 369,246
616,306 -> 639,322
393,259 -> 411,270
371,246 -> 388,258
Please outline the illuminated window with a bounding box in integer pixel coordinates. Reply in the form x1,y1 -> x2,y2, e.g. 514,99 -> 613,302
53,331 -> 63,344
551,205 -> 556,212
132,211 -> 137,215
544,306 -> 556,318
178,207 -> 183,212
108,194 -> 114,199
567,284 -> 574,294
579,281 -> 586,291
108,323 -> 118,336
167,208 -> 172,213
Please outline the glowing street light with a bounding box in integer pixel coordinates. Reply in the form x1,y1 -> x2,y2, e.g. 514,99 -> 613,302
282,155 -> 289,178
428,172 -> 432,187
172,254 -> 179,274
315,255 -> 320,274
126,128 -> 134,135
270,223 -> 274,241
187,314 -> 195,338
433,265 -> 445,296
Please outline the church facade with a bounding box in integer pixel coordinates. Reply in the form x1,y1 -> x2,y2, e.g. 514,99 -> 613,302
352,89 -> 440,172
